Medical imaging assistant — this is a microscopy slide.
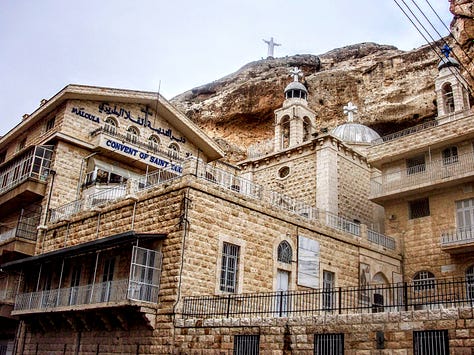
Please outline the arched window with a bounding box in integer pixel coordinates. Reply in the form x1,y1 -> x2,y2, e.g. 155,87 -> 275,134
148,135 -> 160,151
168,143 -> 180,159
104,117 -> 117,134
277,241 -> 292,264
442,83 -> 455,114
442,146 -> 458,165
281,116 -> 290,149
413,271 -> 435,291
466,265 -> 474,299
303,117 -> 311,142
126,126 -> 139,144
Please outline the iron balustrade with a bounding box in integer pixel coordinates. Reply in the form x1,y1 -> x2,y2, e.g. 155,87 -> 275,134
371,151 -> 474,198
372,120 -> 439,145
367,229 -> 396,250
13,278 -> 160,312
182,278 -> 474,319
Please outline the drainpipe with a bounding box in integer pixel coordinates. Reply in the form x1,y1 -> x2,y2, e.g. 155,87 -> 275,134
39,169 -> 56,254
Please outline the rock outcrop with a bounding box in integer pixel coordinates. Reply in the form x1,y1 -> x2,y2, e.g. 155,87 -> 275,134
171,42 -> 445,162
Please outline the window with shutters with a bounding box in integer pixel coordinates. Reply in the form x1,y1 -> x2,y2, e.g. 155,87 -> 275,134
220,242 -> 240,293
456,198 -> 474,233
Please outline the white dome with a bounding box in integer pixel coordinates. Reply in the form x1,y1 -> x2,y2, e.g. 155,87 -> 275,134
332,123 -> 381,143
284,81 -> 307,93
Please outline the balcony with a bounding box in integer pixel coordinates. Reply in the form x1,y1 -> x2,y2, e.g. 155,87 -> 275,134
371,151 -> 474,202
441,227 -> 474,254
0,146 -> 54,214
0,208 -> 41,257
13,278 -> 159,314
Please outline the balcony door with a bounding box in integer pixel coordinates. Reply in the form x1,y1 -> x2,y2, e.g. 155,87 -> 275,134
69,265 -> 82,305
456,198 -> 474,234
275,269 -> 289,316
129,246 -> 162,303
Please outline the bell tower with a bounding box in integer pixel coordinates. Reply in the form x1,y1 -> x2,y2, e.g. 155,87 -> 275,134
435,45 -> 470,122
273,67 -> 317,152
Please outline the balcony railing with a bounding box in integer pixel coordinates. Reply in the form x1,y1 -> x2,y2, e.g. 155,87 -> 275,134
0,145 -> 54,196
441,226 -> 474,247
0,209 -> 41,243
13,278 -> 160,312
372,120 -> 439,145
49,157 -> 395,251
182,277 -> 474,319
371,151 -> 474,199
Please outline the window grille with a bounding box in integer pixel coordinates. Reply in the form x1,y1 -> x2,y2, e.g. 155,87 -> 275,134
234,335 -> 259,355
413,271 -> 435,291
413,330 -> 449,355
46,116 -> 56,132
466,265 -> 474,299
104,117 -> 117,134
314,333 -> 344,355
220,242 -> 240,293
277,241 -> 292,263
126,126 -> 139,144
409,198 -> 430,219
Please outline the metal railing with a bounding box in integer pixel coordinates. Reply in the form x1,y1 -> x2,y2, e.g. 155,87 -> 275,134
371,151 -> 474,198
441,226 -> 474,247
368,229 -> 396,250
372,120 -> 438,145
0,145 -> 54,196
13,278 -> 160,312
50,184 -> 127,222
325,212 -> 360,236
0,208 -> 41,243
182,277 -> 474,319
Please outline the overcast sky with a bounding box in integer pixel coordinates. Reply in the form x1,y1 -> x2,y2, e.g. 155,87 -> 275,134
0,0 -> 452,136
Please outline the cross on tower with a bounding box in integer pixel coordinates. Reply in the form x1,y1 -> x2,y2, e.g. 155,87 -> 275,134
441,44 -> 452,58
343,102 -> 358,122
289,67 -> 303,82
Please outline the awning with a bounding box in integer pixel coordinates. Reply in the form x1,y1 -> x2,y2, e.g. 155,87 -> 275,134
1,230 -> 166,269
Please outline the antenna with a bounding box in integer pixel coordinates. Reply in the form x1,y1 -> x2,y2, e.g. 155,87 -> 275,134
153,80 -> 161,126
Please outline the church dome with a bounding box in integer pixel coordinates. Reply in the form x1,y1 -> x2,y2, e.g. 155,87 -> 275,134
332,122 -> 381,143
438,56 -> 460,70
284,81 -> 307,93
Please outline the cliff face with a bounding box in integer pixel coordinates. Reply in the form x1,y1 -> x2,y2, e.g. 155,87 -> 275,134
451,0 -> 474,89
171,42 -> 443,162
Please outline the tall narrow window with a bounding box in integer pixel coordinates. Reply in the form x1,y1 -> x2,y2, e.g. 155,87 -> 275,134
322,270 -> 335,310
281,116 -> 290,149
277,241 -> 292,264
303,117 -> 311,142
220,242 -> 240,293
456,198 -> 474,233
442,146 -> 458,165
466,265 -> 474,300
442,83 -> 455,114
45,116 -> 56,132
168,143 -> 180,160
126,126 -> 139,144
104,117 -> 117,134
148,135 -> 160,151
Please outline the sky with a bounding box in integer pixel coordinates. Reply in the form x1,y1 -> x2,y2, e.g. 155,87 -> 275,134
0,0 -> 452,136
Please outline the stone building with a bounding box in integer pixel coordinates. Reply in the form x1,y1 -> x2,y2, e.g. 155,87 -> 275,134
0,52 -> 473,354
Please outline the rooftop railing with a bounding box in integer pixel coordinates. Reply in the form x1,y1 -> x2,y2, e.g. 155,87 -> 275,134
371,120 -> 438,145
182,277 -> 474,319
371,151 -> 474,198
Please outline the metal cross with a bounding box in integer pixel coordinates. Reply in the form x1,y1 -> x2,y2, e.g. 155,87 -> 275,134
343,102 -> 358,122
289,67 -> 303,82
441,44 -> 452,58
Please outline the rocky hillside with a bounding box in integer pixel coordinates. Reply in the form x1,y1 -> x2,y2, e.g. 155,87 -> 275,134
451,0 -> 474,90
171,42 -> 445,162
